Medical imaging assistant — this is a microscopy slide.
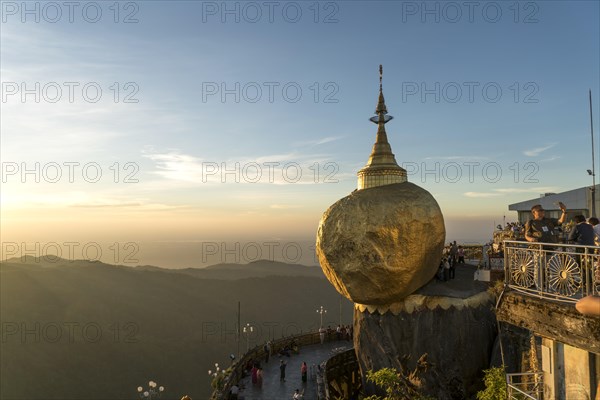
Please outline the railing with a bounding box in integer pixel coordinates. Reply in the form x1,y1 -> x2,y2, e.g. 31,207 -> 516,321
506,372 -> 544,399
462,244 -> 484,264
504,240 -> 600,303
322,347 -> 360,400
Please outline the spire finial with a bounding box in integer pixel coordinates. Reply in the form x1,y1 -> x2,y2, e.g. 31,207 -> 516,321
371,64 -> 391,124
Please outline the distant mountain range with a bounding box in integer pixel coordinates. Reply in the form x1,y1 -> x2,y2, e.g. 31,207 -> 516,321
136,259 -> 325,280
1,256 -> 352,400
3,255 -> 323,275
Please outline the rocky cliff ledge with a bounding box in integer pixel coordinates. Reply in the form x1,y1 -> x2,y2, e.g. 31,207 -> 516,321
354,266 -> 497,400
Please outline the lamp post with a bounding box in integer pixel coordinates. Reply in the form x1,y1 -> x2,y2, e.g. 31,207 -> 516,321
137,381 -> 164,400
243,323 -> 254,352
208,362 -> 222,378
208,362 -> 226,392
316,306 -> 327,329
589,90 -> 596,217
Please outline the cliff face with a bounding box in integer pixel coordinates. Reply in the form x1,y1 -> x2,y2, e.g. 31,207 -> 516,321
354,293 -> 497,400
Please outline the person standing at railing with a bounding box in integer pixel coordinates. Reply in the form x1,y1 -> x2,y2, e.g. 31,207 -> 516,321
319,327 -> 326,344
524,203 -> 568,290
524,202 -> 568,245
457,246 -> 465,264
568,215 -> 596,246
568,215 -> 596,293
450,241 -> 458,266
587,217 -> 600,246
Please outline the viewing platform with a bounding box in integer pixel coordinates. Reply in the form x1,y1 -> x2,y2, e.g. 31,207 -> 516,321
238,340 -> 351,400
210,332 -> 354,400
497,241 -> 600,399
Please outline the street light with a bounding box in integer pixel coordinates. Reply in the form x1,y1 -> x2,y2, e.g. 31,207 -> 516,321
208,362 -> 223,378
208,362 -> 226,392
316,306 -> 327,329
137,381 -> 164,400
243,323 -> 254,352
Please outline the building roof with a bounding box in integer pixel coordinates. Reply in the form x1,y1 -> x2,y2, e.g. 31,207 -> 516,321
508,185 -> 598,212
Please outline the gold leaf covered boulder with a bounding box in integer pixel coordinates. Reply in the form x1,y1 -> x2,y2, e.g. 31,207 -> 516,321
316,182 -> 445,305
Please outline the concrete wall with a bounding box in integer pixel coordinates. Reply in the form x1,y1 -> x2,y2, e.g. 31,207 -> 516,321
541,338 -> 557,399
541,337 -> 598,400
564,343 -> 592,399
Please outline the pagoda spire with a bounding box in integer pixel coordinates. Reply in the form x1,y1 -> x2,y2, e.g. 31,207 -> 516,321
357,65 -> 407,190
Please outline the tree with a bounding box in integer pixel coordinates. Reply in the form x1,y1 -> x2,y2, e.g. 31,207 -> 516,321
362,354 -> 434,400
476,366 -> 507,400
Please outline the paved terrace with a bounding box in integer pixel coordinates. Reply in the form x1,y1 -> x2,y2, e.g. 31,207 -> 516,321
237,340 -> 351,400
416,263 -> 490,298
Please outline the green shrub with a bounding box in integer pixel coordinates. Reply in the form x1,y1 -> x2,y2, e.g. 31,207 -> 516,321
476,366 -> 507,400
362,354 -> 434,400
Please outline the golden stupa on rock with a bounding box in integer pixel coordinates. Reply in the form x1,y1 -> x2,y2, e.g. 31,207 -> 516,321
316,65 -> 446,306
357,65 -> 407,189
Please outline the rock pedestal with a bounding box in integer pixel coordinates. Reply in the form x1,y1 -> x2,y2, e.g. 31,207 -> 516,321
354,292 -> 497,400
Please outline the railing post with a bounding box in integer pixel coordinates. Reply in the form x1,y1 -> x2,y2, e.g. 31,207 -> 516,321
538,245 -> 544,298
504,244 -> 510,286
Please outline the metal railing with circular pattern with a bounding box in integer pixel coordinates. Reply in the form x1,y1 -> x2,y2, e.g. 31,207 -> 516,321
504,240 -> 600,303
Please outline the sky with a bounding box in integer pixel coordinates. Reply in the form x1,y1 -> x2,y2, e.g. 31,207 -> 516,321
1,0 -> 599,267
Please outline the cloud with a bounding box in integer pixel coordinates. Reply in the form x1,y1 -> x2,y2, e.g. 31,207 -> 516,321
493,187 -> 559,194
424,156 -> 489,161
70,202 -> 143,208
142,149 -> 341,185
464,187 -> 561,198
539,156 -> 561,163
292,136 -> 342,147
464,192 -> 501,198
523,144 -> 557,157
269,204 -> 303,209
143,151 -> 204,182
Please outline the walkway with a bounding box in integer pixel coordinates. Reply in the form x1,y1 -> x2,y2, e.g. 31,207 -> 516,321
416,263 -> 490,298
237,340 -> 351,400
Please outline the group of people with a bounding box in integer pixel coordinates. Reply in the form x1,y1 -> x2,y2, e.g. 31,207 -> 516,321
438,240 -> 465,281
524,202 -> 600,317
497,222 -> 525,239
281,360 -> 308,398
318,324 -> 353,344
233,339 -> 310,399
567,215 -> 599,246
524,202 -> 600,246
250,362 -> 264,387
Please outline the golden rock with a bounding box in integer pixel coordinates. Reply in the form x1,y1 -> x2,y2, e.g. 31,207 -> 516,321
316,182 -> 445,305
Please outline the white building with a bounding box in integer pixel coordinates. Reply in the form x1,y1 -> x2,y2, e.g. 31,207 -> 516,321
508,185 -> 600,223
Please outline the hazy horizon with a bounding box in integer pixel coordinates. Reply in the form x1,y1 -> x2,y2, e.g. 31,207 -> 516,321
2,214 -> 510,268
